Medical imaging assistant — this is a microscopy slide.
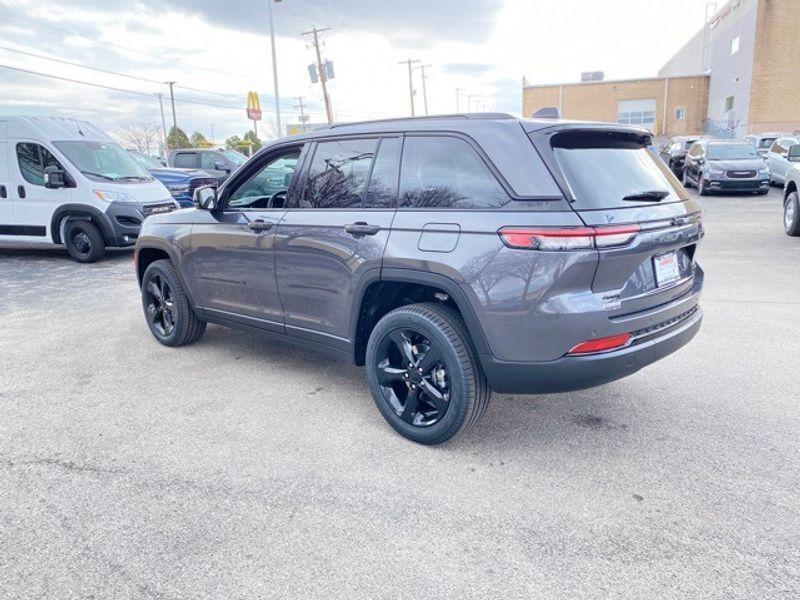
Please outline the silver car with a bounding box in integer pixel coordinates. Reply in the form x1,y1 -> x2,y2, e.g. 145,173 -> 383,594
766,136 -> 799,186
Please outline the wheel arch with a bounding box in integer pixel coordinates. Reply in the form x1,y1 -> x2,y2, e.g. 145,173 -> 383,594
785,179 -> 797,200
135,240 -> 199,310
350,268 -> 491,366
50,204 -> 114,245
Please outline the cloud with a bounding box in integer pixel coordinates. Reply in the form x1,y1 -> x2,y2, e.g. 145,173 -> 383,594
440,62 -> 495,76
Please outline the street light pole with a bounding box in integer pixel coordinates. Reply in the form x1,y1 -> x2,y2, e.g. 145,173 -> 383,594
267,0 -> 282,138
455,87 -> 464,113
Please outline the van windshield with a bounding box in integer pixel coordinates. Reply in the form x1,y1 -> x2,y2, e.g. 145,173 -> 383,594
54,141 -> 152,181
552,131 -> 688,209
707,143 -> 761,160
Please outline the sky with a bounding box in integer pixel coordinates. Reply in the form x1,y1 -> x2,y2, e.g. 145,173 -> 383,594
0,0 -> 713,149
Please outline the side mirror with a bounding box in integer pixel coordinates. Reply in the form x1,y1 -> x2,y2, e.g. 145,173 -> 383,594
43,165 -> 65,189
788,144 -> 800,163
194,185 -> 218,210
213,161 -> 231,173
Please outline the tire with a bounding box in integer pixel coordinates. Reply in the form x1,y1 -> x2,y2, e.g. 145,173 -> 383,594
365,302 -> 491,445
784,192 -> 800,236
682,168 -> 693,188
141,259 -> 206,346
758,189 -> 769,196
698,177 -> 710,196
65,220 -> 105,263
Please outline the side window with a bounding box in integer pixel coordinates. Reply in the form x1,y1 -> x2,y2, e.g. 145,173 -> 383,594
773,140 -> 787,154
227,147 -> 302,210
16,143 -> 66,186
173,152 -> 197,168
300,138 -> 377,209
202,152 -> 225,170
364,137 -> 401,208
398,136 -> 509,209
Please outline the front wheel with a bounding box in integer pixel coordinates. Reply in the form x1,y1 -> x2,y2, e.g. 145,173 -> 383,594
141,259 -> 206,346
698,177 -> 710,196
784,192 -> 800,236
682,168 -> 693,188
365,302 -> 491,445
65,220 -> 105,263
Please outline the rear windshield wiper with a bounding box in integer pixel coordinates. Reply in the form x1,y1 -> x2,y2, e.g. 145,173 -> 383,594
81,170 -> 117,181
622,190 -> 670,202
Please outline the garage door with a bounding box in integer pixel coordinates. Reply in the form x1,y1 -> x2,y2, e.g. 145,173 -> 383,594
617,99 -> 656,130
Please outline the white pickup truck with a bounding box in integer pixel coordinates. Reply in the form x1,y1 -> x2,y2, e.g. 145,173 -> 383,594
782,143 -> 800,236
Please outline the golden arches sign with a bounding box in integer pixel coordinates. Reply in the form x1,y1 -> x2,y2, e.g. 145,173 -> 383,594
247,91 -> 262,121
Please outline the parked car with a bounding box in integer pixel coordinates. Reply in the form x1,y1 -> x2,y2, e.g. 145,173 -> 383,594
780,143 -> 800,236
764,136 -> 799,186
682,139 -> 770,195
0,116 -> 178,262
168,148 -> 247,185
744,132 -> 790,157
135,114 -> 704,444
128,150 -> 217,208
658,135 -> 701,176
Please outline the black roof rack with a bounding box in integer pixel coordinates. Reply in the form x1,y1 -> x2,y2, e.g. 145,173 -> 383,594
326,112 -> 515,129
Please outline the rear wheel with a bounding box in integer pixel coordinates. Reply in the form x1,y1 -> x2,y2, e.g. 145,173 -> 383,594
784,192 -> 800,236
65,220 -> 105,263
141,259 -> 206,346
365,302 -> 490,445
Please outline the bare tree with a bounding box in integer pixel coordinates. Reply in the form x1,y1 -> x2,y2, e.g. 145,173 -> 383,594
117,121 -> 162,155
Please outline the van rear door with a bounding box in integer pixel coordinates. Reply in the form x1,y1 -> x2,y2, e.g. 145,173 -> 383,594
530,126 -> 703,317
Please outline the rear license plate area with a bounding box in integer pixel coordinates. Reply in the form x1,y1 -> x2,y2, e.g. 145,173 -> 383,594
654,251 -> 681,287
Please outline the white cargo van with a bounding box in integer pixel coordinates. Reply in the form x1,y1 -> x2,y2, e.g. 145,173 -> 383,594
0,116 -> 178,262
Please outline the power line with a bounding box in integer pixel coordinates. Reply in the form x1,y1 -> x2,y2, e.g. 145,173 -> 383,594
0,6 -> 252,80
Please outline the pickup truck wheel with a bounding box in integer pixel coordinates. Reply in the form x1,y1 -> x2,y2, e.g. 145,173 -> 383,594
141,259 -> 206,346
365,302 -> 490,445
65,220 -> 105,263
785,192 -> 800,236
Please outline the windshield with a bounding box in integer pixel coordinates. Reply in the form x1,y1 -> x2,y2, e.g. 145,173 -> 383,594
552,132 -> 688,210
54,141 -> 152,181
707,143 -> 761,160
128,150 -> 163,171
222,150 -> 247,166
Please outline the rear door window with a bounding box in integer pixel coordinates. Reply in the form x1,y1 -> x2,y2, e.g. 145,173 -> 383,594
551,131 -> 688,209
398,136 -> 509,209
300,138 -> 377,209
364,137 -> 401,209
174,152 -> 198,168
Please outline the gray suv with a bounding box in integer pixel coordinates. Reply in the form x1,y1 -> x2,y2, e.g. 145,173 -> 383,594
134,114 -> 704,444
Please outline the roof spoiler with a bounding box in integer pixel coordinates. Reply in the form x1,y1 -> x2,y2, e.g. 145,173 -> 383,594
532,106 -> 560,119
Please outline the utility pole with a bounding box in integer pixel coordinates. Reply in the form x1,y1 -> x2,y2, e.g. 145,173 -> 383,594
455,87 -> 464,113
294,96 -> 308,132
210,123 -> 216,145
398,58 -> 420,116
303,27 -> 333,125
267,0 -> 282,137
414,63 -> 432,116
156,92 -> 168,157
166,81 -> 177,147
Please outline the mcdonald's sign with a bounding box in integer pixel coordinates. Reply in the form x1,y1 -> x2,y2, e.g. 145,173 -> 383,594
246,91 -> 262,121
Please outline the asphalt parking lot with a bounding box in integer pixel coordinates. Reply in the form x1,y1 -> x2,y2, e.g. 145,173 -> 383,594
1,186 -> 799,599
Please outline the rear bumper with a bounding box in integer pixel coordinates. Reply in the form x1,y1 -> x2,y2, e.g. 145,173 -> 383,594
479,300 -> 703,395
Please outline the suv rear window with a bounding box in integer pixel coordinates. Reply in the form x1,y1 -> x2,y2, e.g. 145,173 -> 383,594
552,131 -> 688,209
174,153 -> 197,168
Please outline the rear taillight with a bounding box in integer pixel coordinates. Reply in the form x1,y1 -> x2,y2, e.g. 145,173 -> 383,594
498,225 -> 640,251
568,333 -> 632,355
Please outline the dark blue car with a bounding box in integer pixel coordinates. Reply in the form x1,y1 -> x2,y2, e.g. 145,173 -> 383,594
128,151 -> 217,207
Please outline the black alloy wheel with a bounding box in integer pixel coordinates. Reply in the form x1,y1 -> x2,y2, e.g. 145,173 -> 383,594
144,272 -> 177,337
375,328 -> 451,427
140,259 -> 206,346
365,302 -> 491,445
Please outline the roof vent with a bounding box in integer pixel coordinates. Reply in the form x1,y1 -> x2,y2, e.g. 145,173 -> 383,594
532,107 -> 560,119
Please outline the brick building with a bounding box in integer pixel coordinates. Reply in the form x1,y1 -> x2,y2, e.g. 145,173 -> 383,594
522,0 -> 800,137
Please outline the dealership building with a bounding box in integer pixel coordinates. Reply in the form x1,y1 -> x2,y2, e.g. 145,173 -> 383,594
522,0 -> 800,137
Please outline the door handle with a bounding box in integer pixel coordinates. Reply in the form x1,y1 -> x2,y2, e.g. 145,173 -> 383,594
344,222 -> 381,236
247,219 -> 273,232
17,185 -> 25,199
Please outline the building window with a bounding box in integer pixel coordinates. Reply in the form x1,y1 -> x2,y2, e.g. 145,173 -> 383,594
675,108 -> 686,120
731,36 -> 740,54
725,96 -> 735,112
617,99 -> 656,129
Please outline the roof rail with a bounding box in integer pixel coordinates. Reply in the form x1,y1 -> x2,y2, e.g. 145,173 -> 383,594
326,112 -> 515,129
